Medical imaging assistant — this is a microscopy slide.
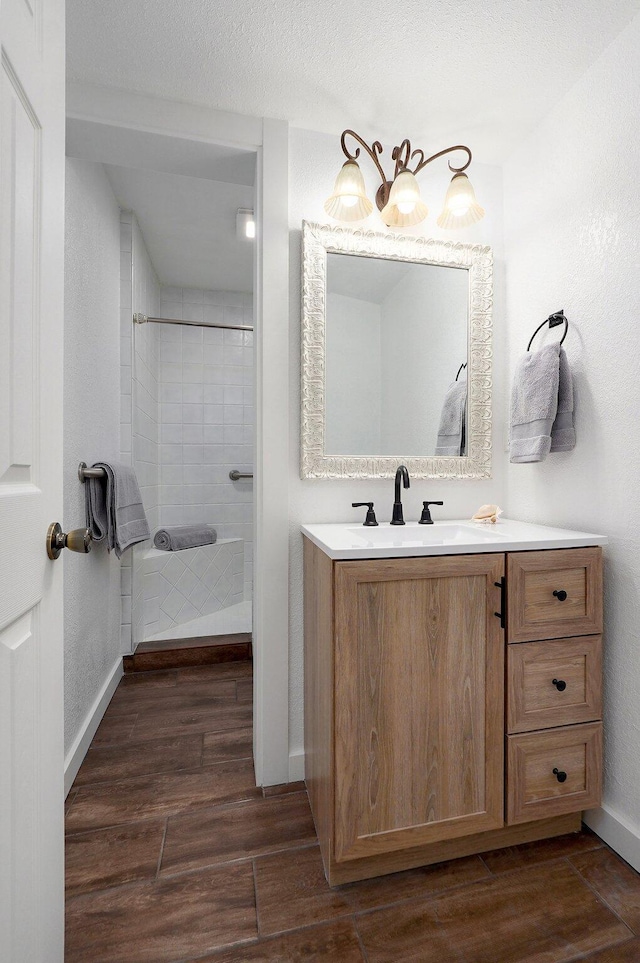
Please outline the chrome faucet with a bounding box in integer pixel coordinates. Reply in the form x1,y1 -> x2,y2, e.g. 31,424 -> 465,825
391,465 -> 410,525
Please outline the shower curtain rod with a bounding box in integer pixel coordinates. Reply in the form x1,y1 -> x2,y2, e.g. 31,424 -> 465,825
133,313 -> 253,332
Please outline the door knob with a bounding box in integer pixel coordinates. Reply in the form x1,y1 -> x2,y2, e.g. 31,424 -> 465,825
46,522 -> 92,560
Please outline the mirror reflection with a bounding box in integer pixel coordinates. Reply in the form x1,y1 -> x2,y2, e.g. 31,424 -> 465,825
325,254 -> 469,457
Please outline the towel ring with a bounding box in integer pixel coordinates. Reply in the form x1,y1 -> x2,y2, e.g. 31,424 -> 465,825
455,362 -> 467,381
527,310 -> 568,352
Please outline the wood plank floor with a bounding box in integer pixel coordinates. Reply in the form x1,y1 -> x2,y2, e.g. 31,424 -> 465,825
66,662 -> 640,962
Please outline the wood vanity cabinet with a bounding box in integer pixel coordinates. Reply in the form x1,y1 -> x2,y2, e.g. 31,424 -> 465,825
303,538 -> 603,885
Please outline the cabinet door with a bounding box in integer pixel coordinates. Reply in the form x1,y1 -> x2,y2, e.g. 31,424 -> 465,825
334,553 -> 505,863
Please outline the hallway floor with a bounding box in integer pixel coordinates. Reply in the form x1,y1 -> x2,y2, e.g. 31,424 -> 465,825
66,663 -> 640,962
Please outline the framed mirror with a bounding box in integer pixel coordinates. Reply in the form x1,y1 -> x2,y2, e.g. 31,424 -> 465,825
301,221 -> 493,479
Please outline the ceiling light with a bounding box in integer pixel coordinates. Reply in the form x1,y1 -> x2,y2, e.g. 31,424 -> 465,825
236,208 -> 255,240
324,130 -> 485,231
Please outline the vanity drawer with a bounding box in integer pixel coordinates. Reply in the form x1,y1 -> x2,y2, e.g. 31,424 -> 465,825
507,548 -> 603,643
506,723 -> 602,825
507,636 -> 602,733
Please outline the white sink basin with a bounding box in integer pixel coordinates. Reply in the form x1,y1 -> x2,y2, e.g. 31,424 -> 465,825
346,523 -> 506,548
301,519 -> 607,560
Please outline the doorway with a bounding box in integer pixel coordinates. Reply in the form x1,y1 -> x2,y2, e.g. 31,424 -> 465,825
100,157 -> 258,658
65,95 -> 291,787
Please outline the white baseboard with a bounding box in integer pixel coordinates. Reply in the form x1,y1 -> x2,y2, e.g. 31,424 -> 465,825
584,804 -> 640,873
64,658 -> 123,796
288,749 -> 305,783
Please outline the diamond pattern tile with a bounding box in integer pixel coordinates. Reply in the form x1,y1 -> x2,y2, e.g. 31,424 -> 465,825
142,540 -> 243,640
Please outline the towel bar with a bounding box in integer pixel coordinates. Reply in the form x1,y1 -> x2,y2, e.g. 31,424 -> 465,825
78,462 -> 107,482
527,310 -> 568,351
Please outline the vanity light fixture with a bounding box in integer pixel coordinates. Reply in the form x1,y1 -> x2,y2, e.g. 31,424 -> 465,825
236,208 -> 255,240
324,130 -> 485,230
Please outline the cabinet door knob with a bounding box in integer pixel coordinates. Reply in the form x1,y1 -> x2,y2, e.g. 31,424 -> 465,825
553,589 -> 568,601
553,767 -> 567,783
552,678 -> 567,691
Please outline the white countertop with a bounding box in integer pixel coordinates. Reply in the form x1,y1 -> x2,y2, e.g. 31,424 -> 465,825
300,518 -> 607,560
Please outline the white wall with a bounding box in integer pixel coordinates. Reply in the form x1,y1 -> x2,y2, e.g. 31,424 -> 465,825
63,158 -> 122,757
503,11 -> 640,864
325,293 -> 381,455
288,127 -> 506,761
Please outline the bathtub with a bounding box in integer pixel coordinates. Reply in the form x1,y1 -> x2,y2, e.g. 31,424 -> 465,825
135,537 -> 245,643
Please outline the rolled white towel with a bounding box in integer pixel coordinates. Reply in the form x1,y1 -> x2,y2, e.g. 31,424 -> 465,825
154,525 -> 217,552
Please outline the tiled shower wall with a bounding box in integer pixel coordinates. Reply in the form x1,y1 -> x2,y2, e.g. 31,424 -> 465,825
119,250 -> 255,649
158,286 -> 254,602
120,213 -> 161,650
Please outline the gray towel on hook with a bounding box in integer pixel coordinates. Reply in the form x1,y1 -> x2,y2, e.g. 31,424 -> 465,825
550,347 -> 576,452
435,378 -> 467,456
510,343 -> 562,463
85,461 -> 150,558
154,525 -> 217,552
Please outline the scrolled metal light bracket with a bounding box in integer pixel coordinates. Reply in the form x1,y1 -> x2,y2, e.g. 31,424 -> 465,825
340,129 -> 473,210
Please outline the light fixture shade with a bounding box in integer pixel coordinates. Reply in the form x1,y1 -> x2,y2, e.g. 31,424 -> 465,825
380,169 -> 428,228
436,173 -> 485,229
324,160 -> 373,222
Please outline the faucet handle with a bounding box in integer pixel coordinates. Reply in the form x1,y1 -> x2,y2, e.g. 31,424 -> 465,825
352,502 -> 378,527
419,501 -> 444,525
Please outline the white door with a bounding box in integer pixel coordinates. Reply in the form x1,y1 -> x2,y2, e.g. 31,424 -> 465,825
0,0 -> 65,958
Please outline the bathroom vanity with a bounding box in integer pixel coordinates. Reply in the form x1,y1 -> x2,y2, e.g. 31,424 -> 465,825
302,519 -> 606,885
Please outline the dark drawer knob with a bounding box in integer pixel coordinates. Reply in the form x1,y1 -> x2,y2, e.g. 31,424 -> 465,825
553,589 -> 568,601
552,678 -> 567,691
553,767 -> 567,783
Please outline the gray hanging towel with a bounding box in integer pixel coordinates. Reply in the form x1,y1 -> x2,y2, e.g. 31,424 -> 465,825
510,343 -> 560,463
550,347 -> 576,452
435,378 -> 467,456
154,525 -> 217,552
85,461 -> 150,558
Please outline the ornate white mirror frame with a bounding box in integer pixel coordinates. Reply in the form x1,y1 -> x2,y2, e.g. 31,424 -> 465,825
301,221 -> 493,479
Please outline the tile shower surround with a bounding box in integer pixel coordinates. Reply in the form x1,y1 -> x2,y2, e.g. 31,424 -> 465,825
141,539 -> 244,640
119,239 -> 254,650
157,286 -> 254,607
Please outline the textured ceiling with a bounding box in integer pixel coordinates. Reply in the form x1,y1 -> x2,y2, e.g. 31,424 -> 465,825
67,120 -> 256,291
67,0 -> 640,164
67,119 -> 256,186
104,164 -> 254,291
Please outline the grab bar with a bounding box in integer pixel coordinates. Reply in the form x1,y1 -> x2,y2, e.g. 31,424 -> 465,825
78,462 -> 107,482
81,462 -> 254,483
